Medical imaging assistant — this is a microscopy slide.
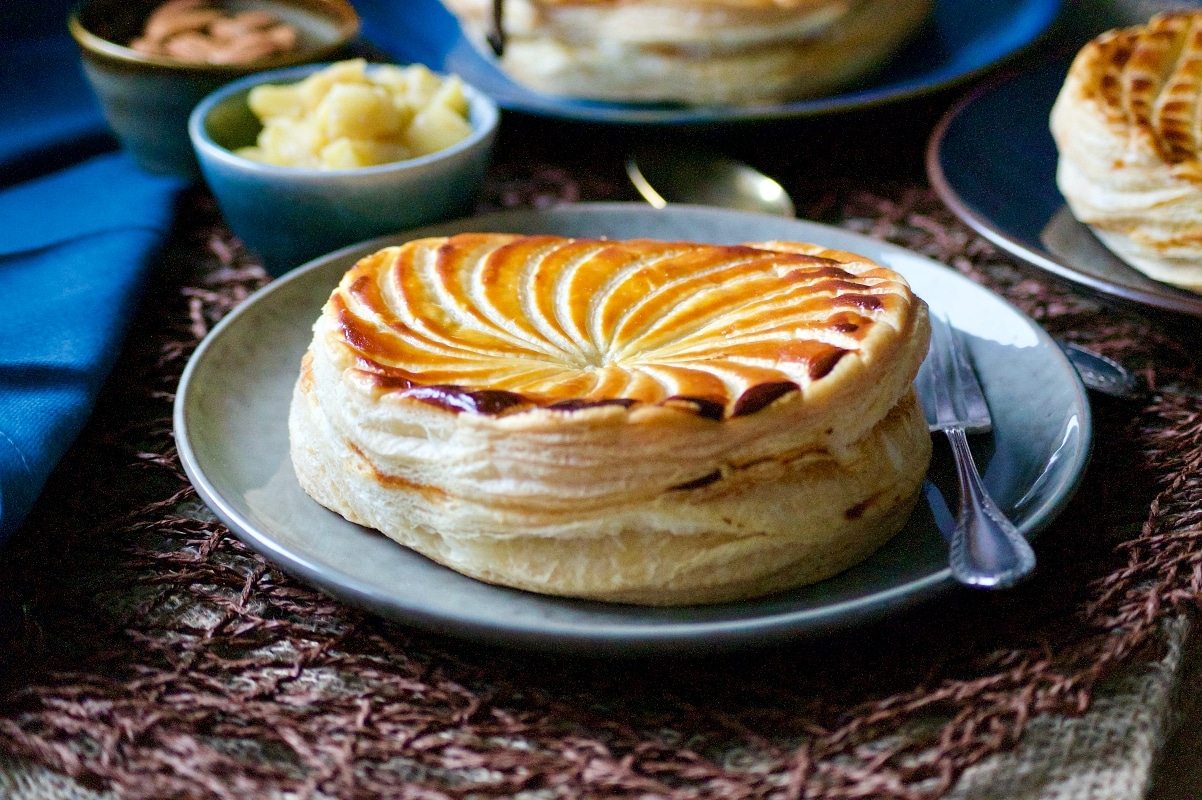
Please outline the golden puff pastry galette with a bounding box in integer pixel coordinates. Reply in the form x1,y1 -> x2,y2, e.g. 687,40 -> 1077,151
1051,11 -> 1202,292
440,0 -> 932,105
289,234 -> 932,606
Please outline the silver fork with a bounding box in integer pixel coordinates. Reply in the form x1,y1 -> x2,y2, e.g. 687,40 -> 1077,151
916,314 -> 1036,589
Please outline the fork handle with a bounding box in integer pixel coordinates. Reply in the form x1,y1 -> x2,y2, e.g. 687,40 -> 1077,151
945,427 -> 1036,589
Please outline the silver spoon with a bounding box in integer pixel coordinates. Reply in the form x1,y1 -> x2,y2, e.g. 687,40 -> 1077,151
1056,340 -> 1142,398
626,147 -> 796,217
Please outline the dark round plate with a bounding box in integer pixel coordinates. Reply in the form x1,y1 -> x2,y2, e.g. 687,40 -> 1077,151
927,55 -> 1202,318
352,0 -> 1063,125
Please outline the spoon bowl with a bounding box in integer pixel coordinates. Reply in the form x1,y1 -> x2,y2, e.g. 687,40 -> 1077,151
627,147 -> 795,217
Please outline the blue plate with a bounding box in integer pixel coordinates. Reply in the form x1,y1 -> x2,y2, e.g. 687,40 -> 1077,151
351,0 -> 1062,124
927,55 -> 1202,318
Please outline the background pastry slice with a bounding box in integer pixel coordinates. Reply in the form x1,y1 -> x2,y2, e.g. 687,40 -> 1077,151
440,0 -> 932,105
289,234 -> 931,606
1051,10 -> 1202,292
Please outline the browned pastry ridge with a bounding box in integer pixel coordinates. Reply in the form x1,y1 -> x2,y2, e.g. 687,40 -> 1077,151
288,234 -> 932,605
1051,10 -> 1202,291
441,0 -> 932,105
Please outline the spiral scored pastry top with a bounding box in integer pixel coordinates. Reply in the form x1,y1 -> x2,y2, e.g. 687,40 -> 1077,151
329,233 -> 917,421
1051,11 -> 1202,291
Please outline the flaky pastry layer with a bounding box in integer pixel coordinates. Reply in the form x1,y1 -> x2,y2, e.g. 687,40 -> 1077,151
289,234 -> 932,605
1051,11 -> 1202,292
441,0 -> 931,104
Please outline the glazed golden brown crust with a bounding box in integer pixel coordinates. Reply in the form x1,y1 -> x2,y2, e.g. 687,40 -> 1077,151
1074,12 -> 1202,171
330,234 -> 918,418
1051,11 -> 1202,290
289,234 -> 932,605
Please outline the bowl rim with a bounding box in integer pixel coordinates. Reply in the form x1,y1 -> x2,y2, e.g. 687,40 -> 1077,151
188,61 -> 501,177
68,0 -> 361,73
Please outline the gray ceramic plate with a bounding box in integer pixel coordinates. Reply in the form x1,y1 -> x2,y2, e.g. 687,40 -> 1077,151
174,204 -> 1091,656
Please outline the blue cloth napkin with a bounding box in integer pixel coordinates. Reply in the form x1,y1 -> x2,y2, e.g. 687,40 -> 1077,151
0,0 -> 518,545
0,0 -> 186,546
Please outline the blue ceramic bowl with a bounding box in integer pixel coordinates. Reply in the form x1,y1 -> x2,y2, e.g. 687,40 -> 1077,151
70,0 -> 360,179
188,62 -> 500,277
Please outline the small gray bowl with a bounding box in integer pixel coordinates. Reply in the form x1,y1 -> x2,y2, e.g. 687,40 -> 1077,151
189,62 -> 500,277
70,0 -> 360,179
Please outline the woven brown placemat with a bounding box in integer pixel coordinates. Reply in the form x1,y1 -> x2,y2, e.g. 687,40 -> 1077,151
0,155 -> 1200,800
